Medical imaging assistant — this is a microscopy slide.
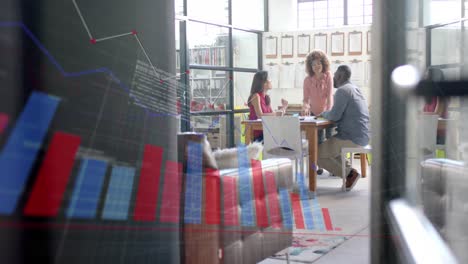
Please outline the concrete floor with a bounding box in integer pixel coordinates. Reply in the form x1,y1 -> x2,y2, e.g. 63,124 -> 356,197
312,169 -> 371,264
260,158 -> 371,264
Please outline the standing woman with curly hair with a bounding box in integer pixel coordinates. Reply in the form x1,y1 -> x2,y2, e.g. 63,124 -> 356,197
302,50 -> 333,116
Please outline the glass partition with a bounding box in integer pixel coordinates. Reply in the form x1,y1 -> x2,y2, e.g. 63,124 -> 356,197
431,22 -> 461,67
403,12 -> 468,263
232,0 -> 265,30
233,30 -> 259,69
426,0 -> 461,25
348,0 -> 365,25
233,72 -> 255,110
175,0 -> 184,16
175,20 -> 180,71
364,0 -> 373,24
328,0 -> 345,27
187,0 -> 229,24
188,22 -> 230,67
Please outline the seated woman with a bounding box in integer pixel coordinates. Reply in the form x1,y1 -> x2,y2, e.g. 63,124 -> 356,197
422,67 -> 449,144
247,71 -> 288,142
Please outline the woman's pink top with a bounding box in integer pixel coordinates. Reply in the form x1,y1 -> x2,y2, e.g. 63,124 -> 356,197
249,92 -> 272,139
303,72 -> 333,115
423,97 -> 448,118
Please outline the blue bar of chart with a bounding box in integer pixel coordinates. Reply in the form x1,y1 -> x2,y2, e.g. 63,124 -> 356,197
66,159 -> 107,219
0,92 -> 60,214
299,185 -> 315,230
311,196 -> 325,231
237,144 -> 255,227
102,166 -> 135,220
279,188 -> 293,230
184,141 -> 203,224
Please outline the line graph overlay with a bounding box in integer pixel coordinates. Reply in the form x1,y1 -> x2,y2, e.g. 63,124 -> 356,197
0,22 -> 192,123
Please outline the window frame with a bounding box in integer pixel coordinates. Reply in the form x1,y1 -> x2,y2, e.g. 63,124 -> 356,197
176,0 -> 267,147
297,0 -> 372,29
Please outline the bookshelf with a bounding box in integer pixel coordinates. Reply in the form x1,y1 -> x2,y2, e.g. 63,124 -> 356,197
189,69 -> 228,110
190,46 -> 227,66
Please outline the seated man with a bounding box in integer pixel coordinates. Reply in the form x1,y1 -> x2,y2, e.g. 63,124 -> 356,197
317,65 -> 370,191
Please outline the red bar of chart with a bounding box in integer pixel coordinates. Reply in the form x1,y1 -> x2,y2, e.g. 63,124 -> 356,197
291,193 -> 305,229
0,113 -> 8,134
204,168 -> 220,225
24,132 -> 81,217
222,176 -> 239,226
133,145 -> 163,221
322,208 -> 334,231
159,161 -> 182,223
251,160 -> 268,228
264,171 -> 282,229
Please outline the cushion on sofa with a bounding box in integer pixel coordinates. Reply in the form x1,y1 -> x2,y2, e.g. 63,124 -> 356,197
178,132 -> 218,169
213,142 -> 263,170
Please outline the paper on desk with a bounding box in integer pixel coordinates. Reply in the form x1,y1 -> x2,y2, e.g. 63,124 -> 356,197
301,116 -> 328,123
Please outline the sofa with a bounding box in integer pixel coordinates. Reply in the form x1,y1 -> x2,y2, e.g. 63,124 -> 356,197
421,158 -> 468,263
178,133 -> 294,264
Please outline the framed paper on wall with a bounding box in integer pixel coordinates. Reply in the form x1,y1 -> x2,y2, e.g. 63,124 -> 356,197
281,35 -> 294,58
349,59 -> 363,86
331,32 -> 344,56
297,34 -> 310,57
314,33 -> 327,54
265,36 -> 278,59
348,31 -> 362,55
367,31 -> 371,54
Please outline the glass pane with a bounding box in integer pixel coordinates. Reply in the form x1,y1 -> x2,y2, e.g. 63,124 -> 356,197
427,0 -> 461,25
408,91 -> 467,261
348,4 -> 364,17
348,16 -> 363,25
234,112 -> 249,145
329,16 -> 345,27
298,2 -> 314,29
233,30 -> 259,69
348,0 -> 364,25
431,22 -> 461,66
189,69 -> 230,112
462,21 -> 468,77
465,0 -> 468,18
232,0 -> 265,30
187,0 -> 228,24
328,0 -> 344,27
175,21 -> 180,71
316,19 -> 328,28
190,115 -> 228,149
233,72 -> 255,109
364,5 -> 373,16
175,0 -> 184,16
329,0 -> 344,8
314,0 -> 327,10
188,22 -> 230,67
364,15 -> 372,24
